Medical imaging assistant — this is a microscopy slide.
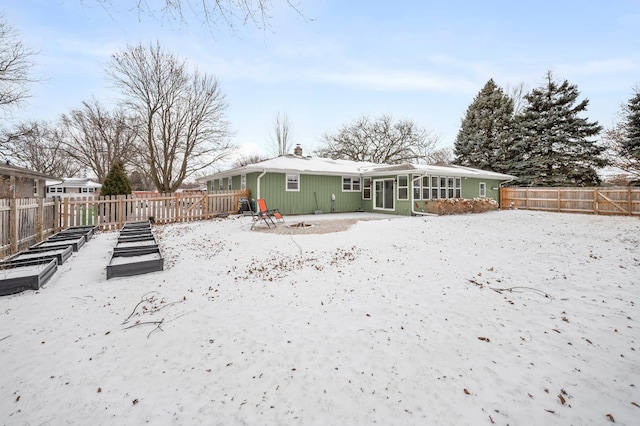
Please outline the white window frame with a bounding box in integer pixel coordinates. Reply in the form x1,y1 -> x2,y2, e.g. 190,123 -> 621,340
397,175 -> 408,200
286,173 -> 300,192
33,179 -> 38,196
412,175 -> 421,200
455,178 -> 461,198
342,176 -> 361,192
240,174 -> 246,190
479,182 -> 487,198
228,178 -> 232,191
362,177 -> 372,200
431,176 -> 439,199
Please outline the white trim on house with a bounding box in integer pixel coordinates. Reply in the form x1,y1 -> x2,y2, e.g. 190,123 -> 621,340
46,177 -> 101,198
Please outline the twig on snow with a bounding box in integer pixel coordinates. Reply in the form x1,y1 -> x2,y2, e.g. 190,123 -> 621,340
122,291 -> 159,324
467,279 -> 552,300
0,335 -> 11,343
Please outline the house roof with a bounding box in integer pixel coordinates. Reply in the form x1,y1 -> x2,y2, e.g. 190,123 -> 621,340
46,177 -> 102,188
0,162 -> 60,181
197,155 -> 516,182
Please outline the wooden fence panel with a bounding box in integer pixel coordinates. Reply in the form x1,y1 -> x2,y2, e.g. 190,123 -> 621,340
501,187 -> 640,216
0,199 -> 10,256
1,190 -> 248,258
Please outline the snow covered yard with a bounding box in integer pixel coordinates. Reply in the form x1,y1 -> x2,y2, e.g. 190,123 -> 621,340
1,210 -> 639,425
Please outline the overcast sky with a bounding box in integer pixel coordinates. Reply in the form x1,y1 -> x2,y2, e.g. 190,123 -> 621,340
4,0 -> 639,170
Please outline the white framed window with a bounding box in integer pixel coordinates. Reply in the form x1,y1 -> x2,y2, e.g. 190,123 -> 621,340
397,175 -> 408,200
241,174 -> 246,190
286,174 -> 299,191
431,176 -> 439,199
342,176 -> 360,192
422,176 -> 430,200
228,178 -> 232,190
218,180 -> 223,190
362,177 -> 372,200
455,178 -> 461,198
33,179 -> 39,196
412,175 -> 421,200
479,182 -> 487,198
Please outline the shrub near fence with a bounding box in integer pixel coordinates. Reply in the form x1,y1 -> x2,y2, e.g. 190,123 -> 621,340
500,187 -> 640,216
0,190 -> 248,258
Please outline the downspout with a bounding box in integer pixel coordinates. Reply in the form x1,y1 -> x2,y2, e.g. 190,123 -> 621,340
411,173 -> 438,217
256,169 -> 267,200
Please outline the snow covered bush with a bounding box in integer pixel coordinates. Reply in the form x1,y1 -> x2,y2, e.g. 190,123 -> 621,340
425,198 -> 499,215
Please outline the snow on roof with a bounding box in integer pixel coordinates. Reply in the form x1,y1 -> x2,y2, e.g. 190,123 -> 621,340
46,177 -> 102,188
197,155 -> 516,181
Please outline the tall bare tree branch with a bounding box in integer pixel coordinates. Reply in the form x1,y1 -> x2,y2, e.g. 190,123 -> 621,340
0,13 -> 38,114
316,114 -> 440,165
60,98 -> 140,182
107,41 -> 234,192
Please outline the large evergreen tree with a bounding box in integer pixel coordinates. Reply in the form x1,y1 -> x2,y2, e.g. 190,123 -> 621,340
510,71 -> 606,186
100,161 -> 132,196
454,79 -> 515,173
621,88 -> 640,160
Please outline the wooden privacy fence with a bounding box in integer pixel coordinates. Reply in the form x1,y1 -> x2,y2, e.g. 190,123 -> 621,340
0,190 -> 248,258
500,187 -> 640,216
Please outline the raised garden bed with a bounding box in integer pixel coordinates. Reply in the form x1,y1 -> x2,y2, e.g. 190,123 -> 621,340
31,235 -> 86,252
6,246 -> 73,265
0,258 -> 58,296
106,246 -> 163,280
56,225 -> 97,242
106,221 -> 163,280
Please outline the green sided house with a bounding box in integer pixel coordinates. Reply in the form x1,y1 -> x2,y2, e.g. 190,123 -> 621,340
197,149 -> 515,216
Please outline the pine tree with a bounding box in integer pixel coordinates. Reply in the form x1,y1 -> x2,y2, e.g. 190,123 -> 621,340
621,88 -> 640,160
100,161 -> 132,196
510,71 -> 605,186
453,79 -> 515,173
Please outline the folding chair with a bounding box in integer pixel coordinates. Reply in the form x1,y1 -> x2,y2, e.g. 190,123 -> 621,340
250,198 -> 276,230
257,198 -> 285,224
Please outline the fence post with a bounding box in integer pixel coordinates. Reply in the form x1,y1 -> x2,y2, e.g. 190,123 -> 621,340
175,192 -> 180,221
9,198 -> 18,255
593,188 -> 598,215
203,193 -> 209,219
557,188 -> 561,212
35,198 -> 44,243
54,198 -> 61,232
628,187 -> 633,216
63,197 -> 69,229
118,195 -> 124,229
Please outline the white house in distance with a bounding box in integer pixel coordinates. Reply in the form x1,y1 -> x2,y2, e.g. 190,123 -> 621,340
46,177 -> 102,198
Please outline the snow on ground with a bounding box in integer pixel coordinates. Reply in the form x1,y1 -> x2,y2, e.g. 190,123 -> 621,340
1,210 -> 639,425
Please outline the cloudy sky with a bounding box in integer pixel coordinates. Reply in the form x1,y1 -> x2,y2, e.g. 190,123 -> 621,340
4,0 -> 639,169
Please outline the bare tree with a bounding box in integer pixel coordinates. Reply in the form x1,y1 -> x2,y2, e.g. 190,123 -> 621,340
506,82 -> 527,115
232,153 -> 269,167
91,0 -> 306,33
269,111 -> 294,156
1,121 -> 82,177
107,42 -> 234,192
0,14 -> 38,114
316,114 -> 440,164
60,98 -> 140,183
602,122 -> 640,180
427,147 -> 453,165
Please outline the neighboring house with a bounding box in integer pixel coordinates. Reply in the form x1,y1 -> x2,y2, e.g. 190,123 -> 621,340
196,147 -> 516,216
0,162 -> 60,198
46,177 -> 102,198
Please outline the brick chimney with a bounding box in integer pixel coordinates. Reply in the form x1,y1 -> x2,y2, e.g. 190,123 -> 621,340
293,144 -> 302,156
